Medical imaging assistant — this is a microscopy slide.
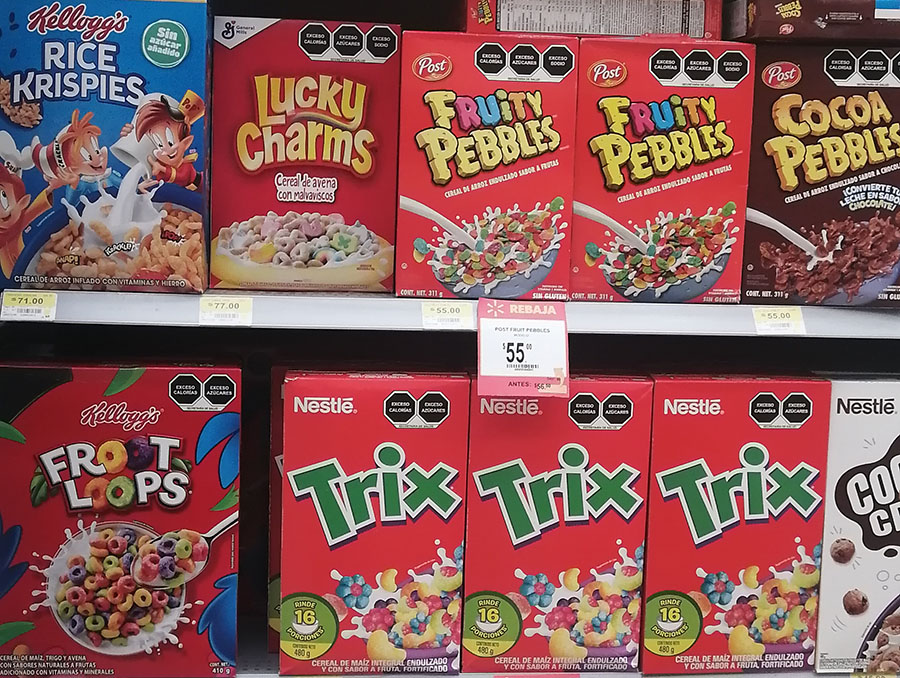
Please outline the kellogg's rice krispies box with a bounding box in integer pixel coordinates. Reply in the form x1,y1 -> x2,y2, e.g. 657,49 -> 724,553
210,19 -> 399,292
280,373 -> 469,675
0,1 -> 209,293
395,32 -> 577,300
743,46 -> 900,306
642,376 -> 829,674
571,39 -> 754,303
463,378 -> 653,672
0,364 -> 240,677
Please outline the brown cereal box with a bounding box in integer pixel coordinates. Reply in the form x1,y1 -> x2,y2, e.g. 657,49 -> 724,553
726,0 -> 900,40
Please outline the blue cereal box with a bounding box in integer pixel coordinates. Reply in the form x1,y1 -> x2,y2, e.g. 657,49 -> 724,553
0,0 -> 209,292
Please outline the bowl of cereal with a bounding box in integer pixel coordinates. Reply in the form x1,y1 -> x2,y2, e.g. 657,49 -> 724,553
859,600 -> 900,672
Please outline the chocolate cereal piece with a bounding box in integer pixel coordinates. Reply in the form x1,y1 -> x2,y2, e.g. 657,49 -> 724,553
843,588 -> 869,615
830,537 -> 855,564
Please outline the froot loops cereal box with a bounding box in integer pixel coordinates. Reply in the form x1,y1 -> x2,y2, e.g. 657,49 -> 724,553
395,31 -> 577,300
642,376 -> 830,674
570,38 -> 754,304
210,19 -> 399,292
0,364 -> 240,677
0,0 -> 210,293
280,372 -> 470,674
463,377 -> 653,672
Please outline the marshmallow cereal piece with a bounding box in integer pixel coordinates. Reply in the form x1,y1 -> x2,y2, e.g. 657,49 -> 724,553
742,565 -> 760,589
563,568 -> 580,591
379,568 -> 398,593
688,590 -> 712,617
548,627 -> 588,659
366,629 -> 406,662
728,624 -> 764,656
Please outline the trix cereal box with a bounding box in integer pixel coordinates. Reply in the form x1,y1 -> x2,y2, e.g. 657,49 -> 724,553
743,46 -> 900,306
395,32 -> 577,300
0,365 -> 240,676
280,373 -> 469,675
0,1 -> 210,293
725,0 -> 900,40
463,379 -> 653,672
210,19 -> 399,292
642,376 -> 829,674
817,379 -> 900,673
570,39 -> 754,303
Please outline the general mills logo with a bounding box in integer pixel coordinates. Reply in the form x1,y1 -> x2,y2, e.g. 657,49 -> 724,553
588,59 -> 627,87
294,397 -> 355,414
221,20 -> 236,39
836,397 -> 896,415
413,53 -> 452,81
480,397 -> 540,415
663,398 -> 723,415
762,61 -> 802,89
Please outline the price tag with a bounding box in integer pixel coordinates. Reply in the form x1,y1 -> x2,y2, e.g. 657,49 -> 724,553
752,306 -> 806,335
199,296 -> 253,326
421,301 -> 474,330
477,299 -> 569,397
1,291 -> 57,321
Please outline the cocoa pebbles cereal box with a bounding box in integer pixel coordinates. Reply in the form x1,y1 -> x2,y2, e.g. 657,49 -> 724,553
0,1 -> 210,293
570,39 -> 754,303
642,376 -> 830,675
463,378 -> 653,672
0,364 -> 241,677
210,19 -> 399,292
280,373 -> 469,675
395,32 -> 577,300
744,46 -> 900,306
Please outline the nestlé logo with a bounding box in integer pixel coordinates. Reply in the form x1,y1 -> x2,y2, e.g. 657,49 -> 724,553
588,59 -> 627,88
836,397 -> 896,415
762,61 -> 801,89
294,396 -> 355,414
413,53 -> 452,81
663,398 -> 723,416
480,397 -> 540,415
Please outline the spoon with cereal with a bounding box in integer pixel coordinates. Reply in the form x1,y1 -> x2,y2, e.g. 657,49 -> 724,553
747,208 -> 842,268
131,511 -> 238,589
399,196 -> 478,249
573,201 -> 649,254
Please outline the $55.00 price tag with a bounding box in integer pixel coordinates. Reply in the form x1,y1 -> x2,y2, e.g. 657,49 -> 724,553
199,296 -> 253,326
421,300 -> 475,330
1,290 -> 57,321
477,299 -> 569,398
752,306 -> 806,335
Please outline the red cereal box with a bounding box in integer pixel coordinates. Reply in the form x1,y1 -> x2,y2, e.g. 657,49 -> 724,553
210,19 -> 399,292
571,39 -> 754,303
279,373 -> 470,675
0,364 -> 241,677
463,379 -> 653,672
395,31 -> 577,300
642,376 -> 829,674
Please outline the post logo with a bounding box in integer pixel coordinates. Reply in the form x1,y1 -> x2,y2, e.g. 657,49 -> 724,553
762,61 -> 801,89
413,53 -> 452,81
588,59 -> 627,88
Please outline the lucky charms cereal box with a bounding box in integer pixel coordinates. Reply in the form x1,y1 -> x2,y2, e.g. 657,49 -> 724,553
0,0 -> 210,292
280,373 -> 470,675
395,31 -> 577,300
0,364 -> 240,677
210,19 -> 399,292
642,376 -> 829,674
463,378 -> 653,672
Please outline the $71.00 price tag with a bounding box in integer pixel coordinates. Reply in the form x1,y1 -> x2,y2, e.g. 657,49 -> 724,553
752,306 -> 805,335
199,296 -> 253,326
1,291 -> 57,321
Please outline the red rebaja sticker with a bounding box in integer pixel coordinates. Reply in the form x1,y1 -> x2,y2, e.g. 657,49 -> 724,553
413,52 -> 452,81
588,59 -> 627,87
761,61 -> 802,89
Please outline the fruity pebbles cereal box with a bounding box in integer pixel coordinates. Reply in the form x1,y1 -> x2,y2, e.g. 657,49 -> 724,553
817,378 -> 900,673
570,39 -> 754,303
463,378 -> 653,672
395,31 -> 577,300
210,19 -> 399,292
280,372 -> 470,675
0,364 -> 241,677
642,376 -> 829,674
0,1 -> 210,293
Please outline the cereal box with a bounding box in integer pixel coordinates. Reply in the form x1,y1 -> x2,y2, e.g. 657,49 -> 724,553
210,19 -> 399,292
268,366 -> 286,652
725,0 -> 900,40
817,378 -> 900,673
463,378 -> 653,672
280,372 -> 469,675
0,364 -> 240,677
642,376 -> 830,674
743,46 -> 900,306
395,31 -> 577,300
570,39 -> 754,303
0,1 -> 209,293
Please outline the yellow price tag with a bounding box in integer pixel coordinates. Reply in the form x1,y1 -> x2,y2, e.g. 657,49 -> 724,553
1,291 -> 57,321
422,301 -> 474,330
199,296 -> 253,326
752,306 -> 805,335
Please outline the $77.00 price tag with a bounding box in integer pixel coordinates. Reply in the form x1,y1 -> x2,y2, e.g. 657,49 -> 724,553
752,306 -> 806,335
199,296 -> 253,326
1,290 -> 57,321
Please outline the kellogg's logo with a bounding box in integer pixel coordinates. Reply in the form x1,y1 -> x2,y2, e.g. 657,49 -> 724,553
27,2 -> 129,41
588,60 -> 627,88
80,401 -> 161,432
762,61 -> 802,89
413,53 -> 452,81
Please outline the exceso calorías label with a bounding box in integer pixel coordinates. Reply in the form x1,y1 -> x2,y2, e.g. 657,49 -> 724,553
395,31 -> 577,300
279,373 -> 470,675
817,380 -> 900,673
0,365 -> 240,677
210,18 -> 399,292
641,376 -> 830,675
463,379 -> 653,672
0,1 -> 209,293
570,39 -> 754,304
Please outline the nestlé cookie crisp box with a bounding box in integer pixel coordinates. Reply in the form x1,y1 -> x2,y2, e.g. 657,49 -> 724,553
280,373 -> 469,675
571,39 -> 754,303
463,378 -> 653,672
395,31 -> 577,300
743,46 -> 900,306
210,19 -> 399,292
0,364 -> 241,677
642,376 -> 829,674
